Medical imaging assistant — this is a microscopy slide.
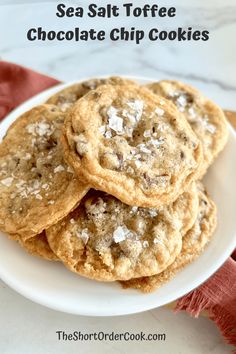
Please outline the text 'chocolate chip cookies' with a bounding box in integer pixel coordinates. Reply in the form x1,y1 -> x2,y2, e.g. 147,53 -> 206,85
62,84 -> 203,207
0,76 -> 228,292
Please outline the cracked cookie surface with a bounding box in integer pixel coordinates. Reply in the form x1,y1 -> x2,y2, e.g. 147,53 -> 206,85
146,80 -> 228,177
121,183 -> 216,292
46,77 -> 136,112
63,84 -> 202,207
46,184 -> 198,281
0,104 -> 89,239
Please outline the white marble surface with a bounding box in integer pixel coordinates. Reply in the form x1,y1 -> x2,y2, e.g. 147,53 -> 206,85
0,1 -> 235,353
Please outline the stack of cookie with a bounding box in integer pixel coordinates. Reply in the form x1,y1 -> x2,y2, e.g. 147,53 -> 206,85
0,77 -> 229,292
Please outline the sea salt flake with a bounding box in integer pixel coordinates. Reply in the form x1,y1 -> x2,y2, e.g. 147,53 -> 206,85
153,237 -> 164,245
188,107 -> 197,119
134,160 -> 142,168
158,123 -> 169,132
148,209 -> 158,218
23,153 -> 32,161
35,194 -> 43,200
113,225 -> 130,243
122,109 -> 136,124
1,177 -> 13,187
130,148 -> 136,155
26,121 -> 53,137
176,94 -> 187,111
127,100 -> 144,121
78,228 -> 89,244
105,130 -> 112,139
149,138 -> 164,147
99,125 -> 106,135
155,107 -> 165,116
138,144 -> 151,154
54,165 -> 65,173
130,206 -> 138,214
107,107 -> 123,134
32,180 -> 40,189
31,189 -> 41,195
143,130 -> 151,138
202,119 -> 216,134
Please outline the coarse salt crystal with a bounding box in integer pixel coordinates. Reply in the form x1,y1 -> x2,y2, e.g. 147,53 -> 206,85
148,209 -> 158,218
107,107 -> 123,134
153,237 -> 164,245
33,180 -> 40,189
105,130 -> 112,139
54,165 -> 65,173
99,125 -> 106,135
1,177 -> 13,187
135,160 -> 142,168
23,153 -> 32,161
130,206 -> 138,214
26,121 -> 53,137
127,100 -> 144,121
188,107 -> 197,119
155,107 -> 165,116
149,138 -> 164,147
176,95 -> 187,111
138,144 -> 151,154
79,229 -> 90,244
113,225 -> 130,243
143,130 -> 151,138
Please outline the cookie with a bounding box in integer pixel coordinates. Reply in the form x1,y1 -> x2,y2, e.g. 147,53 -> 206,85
9,232 -> 58,261
0,104 -> 89,239
121,183 -> 217,292
62,84 -> 202,207
46,77 -> 137,112
46,184 -> 198,281
146,80 -> 228,176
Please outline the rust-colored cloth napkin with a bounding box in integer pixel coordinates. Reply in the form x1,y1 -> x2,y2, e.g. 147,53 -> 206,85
0,61 -> 59,120
0,61 -> 236,347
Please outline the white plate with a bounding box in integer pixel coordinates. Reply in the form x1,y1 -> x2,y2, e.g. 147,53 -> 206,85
0,76 -> 236,317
